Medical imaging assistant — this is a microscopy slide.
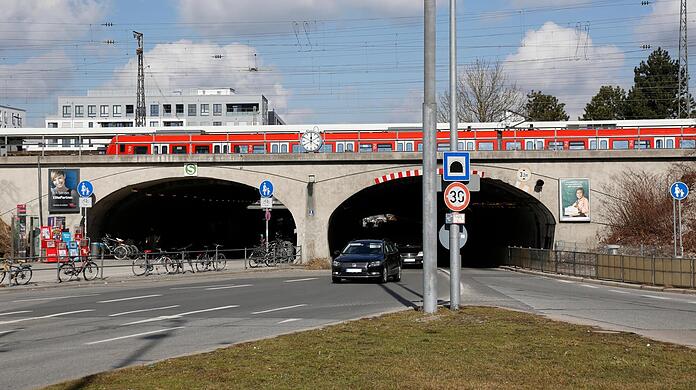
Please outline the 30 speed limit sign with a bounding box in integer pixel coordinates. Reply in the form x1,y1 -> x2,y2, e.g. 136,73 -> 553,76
444,182 -> 470,212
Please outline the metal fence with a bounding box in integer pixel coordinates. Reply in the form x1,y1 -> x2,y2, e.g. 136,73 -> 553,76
507,246 -> 696,289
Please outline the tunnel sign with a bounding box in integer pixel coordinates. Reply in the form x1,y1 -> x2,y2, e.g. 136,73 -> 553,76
259,180 -> 274,198
443,151 -> 470,181
670,181 -> 689,200
77,181 -> 93,198
444,182 -> 470,212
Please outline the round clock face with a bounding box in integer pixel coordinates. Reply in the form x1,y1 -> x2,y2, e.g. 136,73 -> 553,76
300,130 -> 323,152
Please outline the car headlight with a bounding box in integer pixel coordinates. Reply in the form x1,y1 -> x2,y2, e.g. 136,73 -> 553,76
417,251 -> 423,257
332,260 -> 341,267
368,260 -> 383,267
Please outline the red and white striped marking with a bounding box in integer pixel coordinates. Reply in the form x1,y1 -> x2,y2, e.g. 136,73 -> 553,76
374,169 -> 484,184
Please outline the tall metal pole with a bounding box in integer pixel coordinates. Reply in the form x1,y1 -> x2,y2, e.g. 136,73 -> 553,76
37,156 -> 43,226
133,31 -> 146,127
678,0 -> 690,117
423,0 -> 438,314
448,0 -> 461,311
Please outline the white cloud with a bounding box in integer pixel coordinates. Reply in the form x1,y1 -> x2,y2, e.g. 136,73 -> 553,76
103,40 -> 289,111
0,51 -> 73,98
635,0 -> 693,53
504,22 -> 625,119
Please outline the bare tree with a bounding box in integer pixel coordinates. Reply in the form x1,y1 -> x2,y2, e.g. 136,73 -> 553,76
438,59 -> 524,123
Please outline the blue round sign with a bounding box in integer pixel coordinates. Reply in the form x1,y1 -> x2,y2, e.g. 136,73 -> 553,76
77,180 -> 94,198
670,181 -> 689,201
259,180 -> 274,198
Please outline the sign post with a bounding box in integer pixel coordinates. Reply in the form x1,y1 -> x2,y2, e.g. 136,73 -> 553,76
442,178 -> 470,311
670,181 -> 689,258
77,181 -> 93,239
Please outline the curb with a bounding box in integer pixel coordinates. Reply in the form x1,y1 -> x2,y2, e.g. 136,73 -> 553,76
500,266 -> 696,296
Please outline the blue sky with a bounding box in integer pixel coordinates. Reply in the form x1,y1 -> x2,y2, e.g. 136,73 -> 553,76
0,0 -> 688,126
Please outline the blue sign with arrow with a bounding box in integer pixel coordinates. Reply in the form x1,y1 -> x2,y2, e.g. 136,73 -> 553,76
670,181 -> 689,201
77,180 -> 94,198
259,180 -> 274,198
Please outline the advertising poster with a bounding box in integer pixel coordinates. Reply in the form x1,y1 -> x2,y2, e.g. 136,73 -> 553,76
559,178 -> 590,222
48,169 -> 80,214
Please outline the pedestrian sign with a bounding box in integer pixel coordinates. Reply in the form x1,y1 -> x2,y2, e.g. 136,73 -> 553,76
671,181 -> 689,201
77,181 -> 94,198
259,180 -> 274,198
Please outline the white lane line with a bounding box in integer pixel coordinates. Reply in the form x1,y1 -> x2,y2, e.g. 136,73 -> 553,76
252,304 -> 307,315
170,285 -> 237,290
11,294 -> 99,303
85,327 -> 185,345
0,310 -> 32,317
0,309 -> 95,325
121,305 -> 239,326
0,329 -> 22,335
557,280 -> 575,284
277,318 -> 301,324
109,305 -> 180,317
640,294 -> 672,300
689,302 -> 696,304
581,284 -> 599,289
610,289 -> 632,294
205,284 -> 253,291
97,294 -> 162,303
284,278 -> 318,283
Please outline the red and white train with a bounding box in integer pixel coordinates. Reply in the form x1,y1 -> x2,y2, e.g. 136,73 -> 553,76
104,119 -> 696,155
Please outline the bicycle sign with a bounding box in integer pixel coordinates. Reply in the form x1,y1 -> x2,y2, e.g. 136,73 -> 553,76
77,180 -> 94,198
443,182 -> 470,212
259,180 -> 274,198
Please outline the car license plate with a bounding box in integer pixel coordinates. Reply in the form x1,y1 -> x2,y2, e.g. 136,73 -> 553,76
346,268 -> 362,273
404,258 -> 415,262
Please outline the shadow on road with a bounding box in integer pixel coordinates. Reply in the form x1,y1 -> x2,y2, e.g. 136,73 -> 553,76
378,283 -> 419,309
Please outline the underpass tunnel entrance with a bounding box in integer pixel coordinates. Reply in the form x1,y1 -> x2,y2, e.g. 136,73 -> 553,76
328,176 -> 555,267
88,178 -> 296,252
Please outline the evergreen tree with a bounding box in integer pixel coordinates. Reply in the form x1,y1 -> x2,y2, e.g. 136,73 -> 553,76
581,86 -> 627,120
625,47 -> 680,119
524,90 -> 569,121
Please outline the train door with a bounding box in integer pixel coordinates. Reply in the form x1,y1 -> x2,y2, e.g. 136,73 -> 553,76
212,143 -> 230,154
654,137 -> 675,149
458,140 -> 475,151
152,143 -> 169,155
589,138 -> 609,150
396,141 -> 415,152
524,138 -> 544,150
335,141 -> 355,153
270,142 -> 289,153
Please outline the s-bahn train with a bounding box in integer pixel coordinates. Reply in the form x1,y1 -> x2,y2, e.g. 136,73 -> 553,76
104,119 -> 696,155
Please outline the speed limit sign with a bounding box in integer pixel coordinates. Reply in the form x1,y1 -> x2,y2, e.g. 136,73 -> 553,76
444,182 -> 470,212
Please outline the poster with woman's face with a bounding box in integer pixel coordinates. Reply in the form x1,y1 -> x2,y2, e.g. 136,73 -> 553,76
48,169 -> 80,214
559,178 -> 590,222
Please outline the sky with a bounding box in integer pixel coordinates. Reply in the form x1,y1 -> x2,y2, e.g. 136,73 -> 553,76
0,0 -> 691,126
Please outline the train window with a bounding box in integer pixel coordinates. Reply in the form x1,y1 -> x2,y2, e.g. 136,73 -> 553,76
525,139 -> 544,150
377,143 -> 392,152
270,143 -> 289,153
336,142 -> 354,152
418,143 -> 423,152
119,144 -> 125,153
548,142 -> 564,150
634,140 -> 650,149
437,143 -> 450,151
320,144 -> 332,153
589,138 -> 609,150
134,146 -> 148,155
505,142 -> 521,151
459,140 -> 475,151
612,140 -> 629,149
569,141 -> 585,150
478,142 -> 494,151
213,144 -> 220,154
396,141 -> 414,152
153,144 -> 168,155
655,137 -> 675,149
680,139 -> 696,149
212,143 -> 229,154
359,143 -> 373,153
172,145 -> 187,154
252,145 -> 266,154
234,145 -> 249,153
195,145 -> 210,154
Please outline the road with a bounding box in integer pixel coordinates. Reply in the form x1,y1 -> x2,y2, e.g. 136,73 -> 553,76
2,267 -> 696,389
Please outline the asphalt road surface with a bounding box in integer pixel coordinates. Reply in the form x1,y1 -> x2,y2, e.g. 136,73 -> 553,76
2,268 -> 696,389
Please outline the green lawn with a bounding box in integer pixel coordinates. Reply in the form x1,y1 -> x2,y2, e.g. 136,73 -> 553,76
47,307 -> 696,389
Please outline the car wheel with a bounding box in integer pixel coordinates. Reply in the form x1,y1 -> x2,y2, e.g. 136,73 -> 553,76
380,266 -> 389,284
332,277 -> 342,284
394,264 -> 402,282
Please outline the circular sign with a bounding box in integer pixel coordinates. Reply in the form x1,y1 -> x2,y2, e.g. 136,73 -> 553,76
670,181 -> 689,201
517,168 -> 531,182
443,182 -> 470,212
77,181 -> 94,198
259,180 -> 274,198
184,163 -> 198,177
438,224 -> 468,249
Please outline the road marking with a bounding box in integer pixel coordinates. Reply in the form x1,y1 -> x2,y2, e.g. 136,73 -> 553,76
97,294 -> 162,303
252,304 -> 307,315
0,309 -> 94,325
610,289 -> 632,294
109,305 -> 180,317
11,294 -> 99,303
284,278 -> 318,283
0,329 -> 22,335
557,280 -> 574,284
85,327 -> 185,345
121,305 -> 239,326
277,318 -> 301,324
170,284 -> 239,290
640,294 -> 671,300
581,284 -> 599,289
205,284 -> 253,291
0,310 -> 32,317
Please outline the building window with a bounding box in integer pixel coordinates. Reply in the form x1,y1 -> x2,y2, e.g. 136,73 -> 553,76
74,105 -> 84,117
163,104 -> 171,115
100,105 -> 109,117
88,105 -> 96,117
150,104 -> 159,116
188,104 -> 196,116
213,104 -> 222,116
126,105 -> 134,115
88,122 -> 93,128
112,105 -> 122,117
201,104 -> 209,116
150,121 -> 159,126
176,104 -> 184,115
48,122 -> 58,128
62,105 -> 71,118
213,121 -> 222,126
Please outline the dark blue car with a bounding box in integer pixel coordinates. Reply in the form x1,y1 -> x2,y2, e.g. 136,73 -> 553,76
331,239 -> 402,283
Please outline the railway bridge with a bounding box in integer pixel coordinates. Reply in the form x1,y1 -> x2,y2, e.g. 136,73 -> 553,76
0,150 -> 689,264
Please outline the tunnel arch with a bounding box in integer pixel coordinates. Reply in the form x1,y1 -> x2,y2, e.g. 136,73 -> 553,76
327,174 -> 555,267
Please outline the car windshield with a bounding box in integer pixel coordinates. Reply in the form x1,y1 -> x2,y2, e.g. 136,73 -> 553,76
342,242 -> 383,255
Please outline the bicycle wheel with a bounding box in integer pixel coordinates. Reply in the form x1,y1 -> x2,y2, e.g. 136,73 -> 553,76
82,261 -> 99,280
214,253 -> 227,271
128,245 -> 140,259
58,263 -> 76,282
248,248 -> 264,268
113,245 -> 128,260
265,250 -> 277,267
195,254 -> 209,272
164,257 -> 182,274
132,257 -> 149,276
15,265 -> 32,285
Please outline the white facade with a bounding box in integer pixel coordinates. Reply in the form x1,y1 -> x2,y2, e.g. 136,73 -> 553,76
0,105 -> 25,128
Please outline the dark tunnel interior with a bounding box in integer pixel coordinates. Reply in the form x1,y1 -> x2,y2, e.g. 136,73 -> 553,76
88,178 -> 296,251
328,176 -> 555,267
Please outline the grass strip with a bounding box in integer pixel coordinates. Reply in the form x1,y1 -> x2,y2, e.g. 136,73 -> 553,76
46,307 -> 696,389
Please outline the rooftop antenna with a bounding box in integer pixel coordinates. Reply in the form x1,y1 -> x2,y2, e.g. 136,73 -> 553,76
679,0 -> 690,118
133,31 -> 146,127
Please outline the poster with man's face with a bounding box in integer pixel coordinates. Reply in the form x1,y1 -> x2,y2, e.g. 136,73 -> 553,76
559,178 -> 590,222
48,169 -> 80,214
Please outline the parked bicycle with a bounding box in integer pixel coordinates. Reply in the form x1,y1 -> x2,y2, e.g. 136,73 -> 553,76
195,244 -> 227,272
247,236 -> 295,267
102,234 -> 130,260
58,256 -> 99,282
0,259 -> 33,285
164,245 -> 195,274
132,249 -> 170,276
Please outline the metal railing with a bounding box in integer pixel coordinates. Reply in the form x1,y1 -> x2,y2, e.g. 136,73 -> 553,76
507,246 -> 696,289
